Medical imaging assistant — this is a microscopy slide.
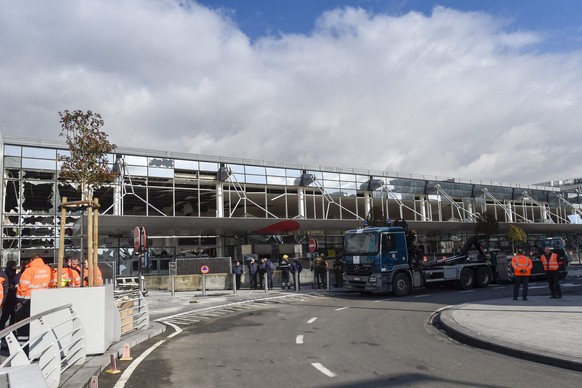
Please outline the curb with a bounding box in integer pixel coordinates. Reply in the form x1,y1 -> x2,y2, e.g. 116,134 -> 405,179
60,322 -> 167,388
433,307 -> 582,372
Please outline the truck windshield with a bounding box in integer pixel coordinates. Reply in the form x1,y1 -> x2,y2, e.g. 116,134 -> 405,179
344,232 -> 380,255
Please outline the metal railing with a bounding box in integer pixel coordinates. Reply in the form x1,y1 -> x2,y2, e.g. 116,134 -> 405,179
114,290 -> 150,335
0,304 -> 86,388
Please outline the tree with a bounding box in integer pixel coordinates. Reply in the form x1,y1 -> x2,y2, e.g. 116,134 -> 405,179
507,224 -> 527,253
58,110 -> 118,287
58,110 -> 118,200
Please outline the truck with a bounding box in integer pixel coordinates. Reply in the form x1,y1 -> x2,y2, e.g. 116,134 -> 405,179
342,219 -> 494,296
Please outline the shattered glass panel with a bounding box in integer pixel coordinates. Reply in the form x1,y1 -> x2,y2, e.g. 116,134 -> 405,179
22,181 -> 55,213
4,180 -> 19,212
148,157 -> 174,168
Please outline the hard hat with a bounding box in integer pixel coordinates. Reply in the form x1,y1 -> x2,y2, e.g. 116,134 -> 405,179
283,254 -> 289,259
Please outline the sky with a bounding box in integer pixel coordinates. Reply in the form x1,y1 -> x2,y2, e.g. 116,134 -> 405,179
1,0 -> 582,185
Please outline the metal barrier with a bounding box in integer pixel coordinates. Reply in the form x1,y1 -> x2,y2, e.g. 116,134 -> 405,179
0,304 -> 86,388
114,290 -> 150,335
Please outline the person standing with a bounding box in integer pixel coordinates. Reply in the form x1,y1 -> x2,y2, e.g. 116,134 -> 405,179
277,255 -> 291,289
312,255 -> 327,289
290,258 -> 303,290
0,261 -> 18,328
247,258 -> 258,290
264,258 -> 274,290
512,249 -> 533,301
15,254 -> 51,337
541,246 -> 562,299
257,258 -> 266,289
232,260 -> 244,290
333,256 -> 344,288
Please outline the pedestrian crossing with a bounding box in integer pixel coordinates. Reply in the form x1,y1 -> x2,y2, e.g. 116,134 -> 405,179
155,293 -> 323,327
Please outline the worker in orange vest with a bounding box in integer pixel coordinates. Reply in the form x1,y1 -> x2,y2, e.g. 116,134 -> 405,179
511,249 -> 533,301
83,259 -> 103,286
69,257 -> 82,287
540,246 -> 562,299
15,254 -> 51,336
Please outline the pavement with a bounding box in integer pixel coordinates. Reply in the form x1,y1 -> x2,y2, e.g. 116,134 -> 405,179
61,270 -> 582,387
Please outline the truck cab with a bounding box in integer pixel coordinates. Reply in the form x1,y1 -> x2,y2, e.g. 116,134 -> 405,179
342,226 -> 412,293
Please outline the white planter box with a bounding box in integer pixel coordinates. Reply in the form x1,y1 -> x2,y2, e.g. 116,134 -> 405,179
31,284 -> 121,355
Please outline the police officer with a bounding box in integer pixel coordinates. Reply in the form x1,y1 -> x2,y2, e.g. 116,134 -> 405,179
247,258 -> 258,290
541,246 -> 562,299
264,258 -> 274,290
290,259 -> 303,290
511,249 -> 532,301
277,255 -> 291,289
232,260 -> 244,290
333,256 -> 344,288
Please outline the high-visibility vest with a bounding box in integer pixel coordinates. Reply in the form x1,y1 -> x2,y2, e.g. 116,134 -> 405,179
82,266 -> 103,286
512,255 -> 533,276
50,267 -> 72,287
540,252 -> 559,271
69,266 -> 81,287
16,258 -> 52,299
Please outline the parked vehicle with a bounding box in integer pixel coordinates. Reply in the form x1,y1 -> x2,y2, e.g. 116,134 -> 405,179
342,219 -> 493,296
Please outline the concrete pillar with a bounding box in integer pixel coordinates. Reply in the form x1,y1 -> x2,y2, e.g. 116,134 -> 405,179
216,236 -> 225,258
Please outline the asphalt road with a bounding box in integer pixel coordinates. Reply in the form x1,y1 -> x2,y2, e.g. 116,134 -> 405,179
100,276 -> 582,387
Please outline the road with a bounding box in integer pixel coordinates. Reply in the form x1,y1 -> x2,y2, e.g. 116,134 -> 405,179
100,276 -> 582,387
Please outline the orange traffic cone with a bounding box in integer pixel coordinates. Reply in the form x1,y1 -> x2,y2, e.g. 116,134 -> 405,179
120,342 -> 133,361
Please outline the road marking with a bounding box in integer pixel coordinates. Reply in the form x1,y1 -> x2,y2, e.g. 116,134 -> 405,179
413,294 -> 431,298
114,340 -> 166,388
460,290 -> 475,293
165,322 -> 182,339
296,335 -> 304,344
528,285 -> 546,289
335,306 -> 349,311
307,317 -> 318,324
311,362 -> 337,377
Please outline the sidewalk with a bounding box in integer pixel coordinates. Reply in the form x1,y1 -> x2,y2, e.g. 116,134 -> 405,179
436,294 -> 582,371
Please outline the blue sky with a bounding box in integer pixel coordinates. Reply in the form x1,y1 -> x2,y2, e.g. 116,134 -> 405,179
1,0 -> 582,184
198,0 -> 582,51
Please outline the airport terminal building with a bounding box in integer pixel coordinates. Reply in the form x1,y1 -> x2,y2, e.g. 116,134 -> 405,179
1,133 -> 582,271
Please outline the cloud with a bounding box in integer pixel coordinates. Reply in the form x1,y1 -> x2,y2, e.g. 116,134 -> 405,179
1,1 -> 581,185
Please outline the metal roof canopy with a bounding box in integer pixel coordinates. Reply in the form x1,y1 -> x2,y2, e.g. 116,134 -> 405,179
76,215 -> 582,239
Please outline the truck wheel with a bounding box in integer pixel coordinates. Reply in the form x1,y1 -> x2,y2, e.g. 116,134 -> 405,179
392,273 -> 411,297
457,268 -> 475,290
475,266 -> 491,288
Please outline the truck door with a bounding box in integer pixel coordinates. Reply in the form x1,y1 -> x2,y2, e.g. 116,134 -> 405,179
382,233 -> 406,269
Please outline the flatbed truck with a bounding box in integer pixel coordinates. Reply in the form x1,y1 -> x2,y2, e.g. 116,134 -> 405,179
342,220 -> 493,296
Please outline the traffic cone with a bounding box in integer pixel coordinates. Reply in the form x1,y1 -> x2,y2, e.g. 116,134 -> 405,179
105,354 -> 121,374
90,375 -> 98,388
120,342 -> 133,361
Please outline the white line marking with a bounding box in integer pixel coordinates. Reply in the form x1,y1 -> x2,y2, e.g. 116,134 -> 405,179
311,362 -> 337,377
307,317 -> 318,324
413,294 -> 431,298
114,340 -> 166,388
460,290 -> 475,293
335,306 -> 349,311
296,335 -> 304,344
164,322 -> 182,339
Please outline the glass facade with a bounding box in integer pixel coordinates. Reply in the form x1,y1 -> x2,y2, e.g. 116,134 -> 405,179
2,136 -> 582,268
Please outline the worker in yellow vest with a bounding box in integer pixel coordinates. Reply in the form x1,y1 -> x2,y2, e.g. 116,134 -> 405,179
511,249 -> 533,301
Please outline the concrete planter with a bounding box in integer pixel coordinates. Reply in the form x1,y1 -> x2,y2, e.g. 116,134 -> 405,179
31,284 -> 121,355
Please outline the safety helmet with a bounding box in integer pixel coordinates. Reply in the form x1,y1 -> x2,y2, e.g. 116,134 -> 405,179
283,254 -> 289,259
